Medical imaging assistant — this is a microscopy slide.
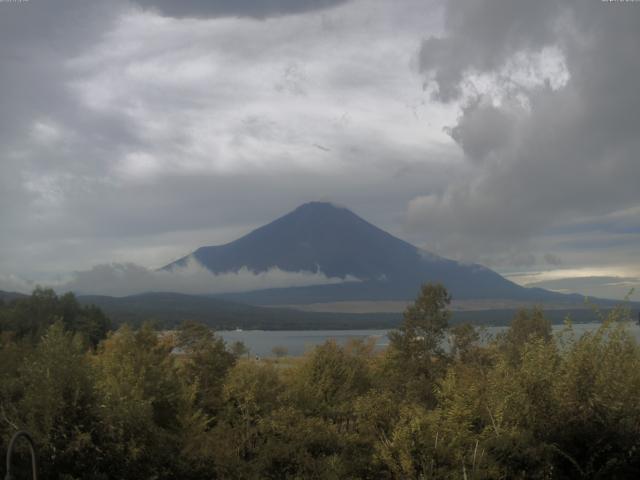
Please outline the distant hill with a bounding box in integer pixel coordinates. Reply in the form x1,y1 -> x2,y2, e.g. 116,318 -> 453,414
0,290 -> 27,302
77,292 -> 631,330
164,202 -> 583,305
78,292 -> 401,330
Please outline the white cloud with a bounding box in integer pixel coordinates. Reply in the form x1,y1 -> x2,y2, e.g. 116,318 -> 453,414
1,258 -> 360,297
66,2 -> 454,179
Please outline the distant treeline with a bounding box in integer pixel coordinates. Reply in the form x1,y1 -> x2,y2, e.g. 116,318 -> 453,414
75,291 -> 633,330
451,307 -> 634,326
77,292 -> 403,330
0,286 -> 639,479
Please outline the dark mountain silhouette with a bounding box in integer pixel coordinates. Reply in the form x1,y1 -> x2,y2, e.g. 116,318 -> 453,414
0,290 -> 27,302
77,292 -> 400,330
164,202 -> 581,304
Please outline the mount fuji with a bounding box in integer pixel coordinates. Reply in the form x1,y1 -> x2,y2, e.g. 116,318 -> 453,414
163,202 -> 575,306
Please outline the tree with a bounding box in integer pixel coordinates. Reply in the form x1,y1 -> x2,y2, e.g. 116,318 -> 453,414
12,322 -> 100,479
383,283 -> 451,404
390,283 -> 451,355
0,288 -> 111,347
210,361 -> 285,477
292,340 -> 371,422
449,323 -> 480,362
91,324 -> 190,479
176,321 -> 236,415
497,307 -> 552,365
230,340 -> 249,358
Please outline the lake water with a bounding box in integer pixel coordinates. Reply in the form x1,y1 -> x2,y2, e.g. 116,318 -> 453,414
219,322 -> 640,357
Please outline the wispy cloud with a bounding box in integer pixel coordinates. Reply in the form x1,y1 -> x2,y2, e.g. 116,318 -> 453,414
0,258 -> 360,297
505,267 -> 639,300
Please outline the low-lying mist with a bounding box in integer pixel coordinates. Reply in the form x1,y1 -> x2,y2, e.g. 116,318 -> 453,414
0,258 -> 360,297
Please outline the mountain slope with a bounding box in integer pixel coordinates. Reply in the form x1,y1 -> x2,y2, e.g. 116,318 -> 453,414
0,290 -> 28,302
164,202 -> 578,304
77,292 -> 628,330
78,292 -> 401,330
166,202 -> 422,279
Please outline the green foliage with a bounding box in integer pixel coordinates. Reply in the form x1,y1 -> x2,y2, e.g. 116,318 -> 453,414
176,320 -> 237,415
291,340 -> 371,421
497,307 -> 552,365
449,323 -> 481,362
230,340 -> 249,358
1,288 -> 640,479
383,283 -> 452,404
91,324 -> 186,478
0,288 -> 111,347
391,283 -> 452,356
10,322 -> 99,479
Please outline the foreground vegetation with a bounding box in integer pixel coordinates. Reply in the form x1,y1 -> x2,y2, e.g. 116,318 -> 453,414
0,286 -> 639,479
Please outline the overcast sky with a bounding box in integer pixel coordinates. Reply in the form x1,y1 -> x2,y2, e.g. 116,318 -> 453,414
1,0 -> 639,299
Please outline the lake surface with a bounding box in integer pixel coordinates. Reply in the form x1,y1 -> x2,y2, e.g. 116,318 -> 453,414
219,322 -> 640,357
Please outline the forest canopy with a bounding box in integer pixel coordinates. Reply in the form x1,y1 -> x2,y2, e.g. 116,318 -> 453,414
0,285 -> 639,479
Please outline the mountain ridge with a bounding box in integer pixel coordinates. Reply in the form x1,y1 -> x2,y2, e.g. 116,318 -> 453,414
163,202 -> 580,304
77,291 -> 633,330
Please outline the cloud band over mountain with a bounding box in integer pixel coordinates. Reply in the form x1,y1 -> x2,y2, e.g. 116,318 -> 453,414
0,259 -> 360,297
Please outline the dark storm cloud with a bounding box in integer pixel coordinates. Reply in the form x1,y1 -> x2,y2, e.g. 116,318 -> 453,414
419,0 -> 563,102
409,1 -> 640,264
445,98 -> 515,162
130,0 -> 350,19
